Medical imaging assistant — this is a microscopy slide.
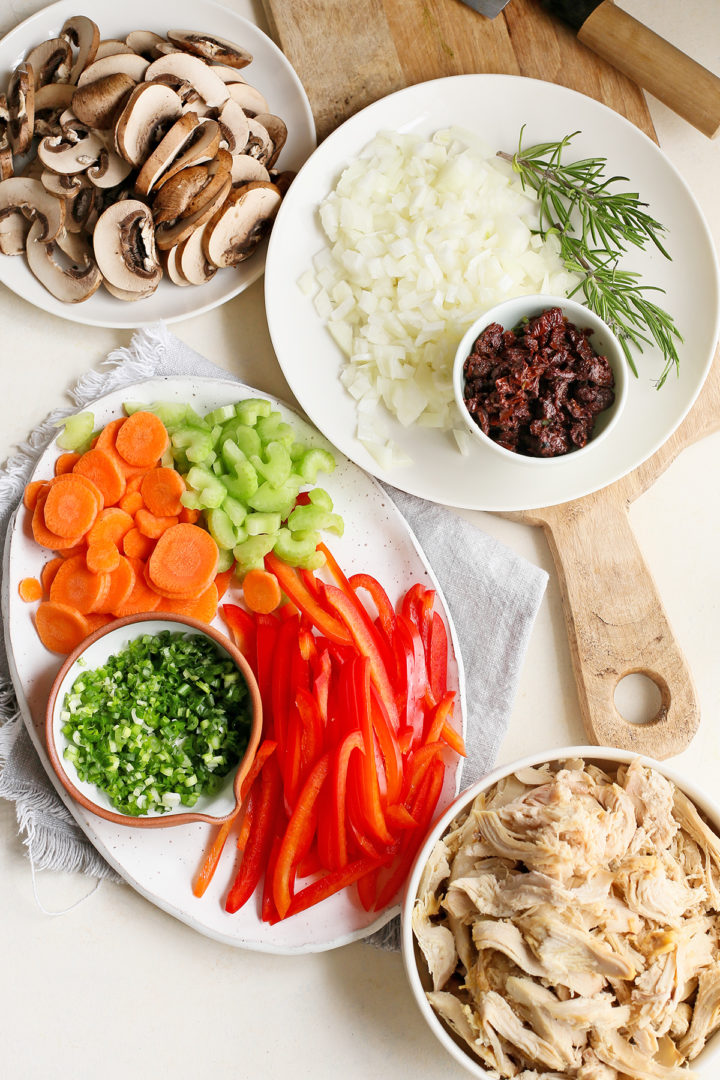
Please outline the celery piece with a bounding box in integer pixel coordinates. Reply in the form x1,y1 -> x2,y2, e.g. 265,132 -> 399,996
250,441 -> 292,486
273,527 -> 325,569
148,401 -> 191,432
221,438 -> 246,472
221,462 -> 258,502
297,447 -> 336,483
216,546 -> 235,573
220,421 -> 261,459
248,477 -> 303,517
256,412 -> 294,448
56,411 -> 94,452
221,495 -> 247,528
206,508 -> 239,550
185,465 -> 227,509
307,488 -> 334,511
172,428 -> 214,463
289,441 -> 307,462
245,511 -> 281,536
180,490 -> 203,511
233,534 -> 276,574
287,504 -> 344,536
205,404 -> 237,426
235,398 -> 272,426
212,458 -> 224,476
122,401 -> 145,416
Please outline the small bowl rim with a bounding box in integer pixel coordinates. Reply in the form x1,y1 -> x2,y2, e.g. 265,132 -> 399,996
45,612 -> 263,829
452,294 -> 629,466
400,743 -> 720,1078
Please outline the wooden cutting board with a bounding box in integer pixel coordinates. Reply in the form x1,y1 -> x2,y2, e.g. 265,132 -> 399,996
262,0 -> 720,758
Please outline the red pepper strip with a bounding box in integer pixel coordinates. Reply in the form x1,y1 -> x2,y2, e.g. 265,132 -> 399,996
401,583 -> 425,634
329,729 -> 364,868
226,754 -> 283,913
318,544 -> 397,680
214,567 -> 234,600
271,613 -> 300,758
385,803 -> 418,831
273,752 -> 331,919
419,589 -> 436,660
236,799 -> 254,851
369,683 -> 403,806
353,656 -> 394,846
313,648 -> 332,725
356,863 -> 381,911
221,604 -> 257,675
261,831 -> 284,924
297,845 -> 322,878
374,759 -> 445,912
428,611 -> 448,702
348,814 -> 385,861
191,739 -> 277,897
265,551 -> 352,646
403,741 -> 445,805
299,567 -> 321,597
278,600 -> 300,620
286,857 -> 386,918
296,687 -> 324,771
255,613 -> 280,731
394,614 -> 428,742
398,729 -> 413,754
441,720 -> 466,758
283,708 -> 304,809
298,623 -> 317,663
323,582 -> 400,731
426,690 -> 457,744
348,572 -> 397,638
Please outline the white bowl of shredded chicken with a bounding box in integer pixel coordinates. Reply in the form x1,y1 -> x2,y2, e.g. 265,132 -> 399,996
401,746 -> 720,1080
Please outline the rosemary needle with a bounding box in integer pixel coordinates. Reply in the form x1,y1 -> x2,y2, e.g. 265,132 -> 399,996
498,129 -> 683,388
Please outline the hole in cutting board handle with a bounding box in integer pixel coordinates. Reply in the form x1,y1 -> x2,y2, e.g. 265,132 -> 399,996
613,672 -> 665,726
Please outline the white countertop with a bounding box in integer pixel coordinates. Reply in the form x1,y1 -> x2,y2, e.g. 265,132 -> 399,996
1,2 -> 720,1077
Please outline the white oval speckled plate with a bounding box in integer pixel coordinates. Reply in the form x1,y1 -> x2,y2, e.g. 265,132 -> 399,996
3,375 -> 466,953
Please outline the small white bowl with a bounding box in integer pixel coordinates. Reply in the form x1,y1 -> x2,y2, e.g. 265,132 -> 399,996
400,745 -> 720,1078
452,295 -> 628,465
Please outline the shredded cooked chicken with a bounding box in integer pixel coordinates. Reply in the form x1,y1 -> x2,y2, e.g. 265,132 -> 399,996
413,759 -> 720,1079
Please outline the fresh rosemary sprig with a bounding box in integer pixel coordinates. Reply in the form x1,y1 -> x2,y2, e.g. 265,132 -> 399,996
498,129 -> 683,388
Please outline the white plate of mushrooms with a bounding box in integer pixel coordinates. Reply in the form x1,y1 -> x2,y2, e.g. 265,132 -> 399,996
0,0 -> 316,326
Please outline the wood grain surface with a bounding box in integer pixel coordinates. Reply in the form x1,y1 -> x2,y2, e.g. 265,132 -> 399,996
262,0 -> 719,757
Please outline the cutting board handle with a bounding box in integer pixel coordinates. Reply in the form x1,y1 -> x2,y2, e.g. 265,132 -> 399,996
535,495 -> 699,758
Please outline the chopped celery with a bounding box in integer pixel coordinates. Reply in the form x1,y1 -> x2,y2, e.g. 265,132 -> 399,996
235,398 -> 272,426
205,404 -> 237,426
256,412 -> 294,447
56,411 -> 94,452
216,546 -> 235,572
172,428 -> 215,463
287,504 -> 344,536
250,441 -> 292,486
221,421 -> 261,458
248,477 -> 303,517
221,463 -> 258,502
206,507 -> 239,550
307,488 -> 334,511
273,528 -> 325,569
245,511 -> 281,536
185,466 -> 227,509
297,447 -> 336,483
233,535 -> 276,574
222,495 -> 247,528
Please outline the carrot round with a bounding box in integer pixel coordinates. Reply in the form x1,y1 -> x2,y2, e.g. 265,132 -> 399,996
43,477 -> 99,538
242,568 -> 282,614
215,568 -> 233,600
95,419 -> 148,480
115,411 -> 169,468
157,582 -> 219,623
51,471 -> 104,510
87,507 -> 133,548
98,555 -> 135,614
23,480 -> 48,511
113,556 -> 161,617
73,448 -> 126,507
32,491 -> 85,551
35,601 -> 90,654
141,467 -> 185,517
49,553 -> 110,614
18,577 -> 43,603
123,527 -> 155,561
147,523 -> 218,598
41,556 -> 65,596
135,507 -> 179,540
54,452 -> 81,476
178,506 -> 200,524
124,473 -> 147,495
118,490 -> 144,516
84,612 -> 113,633
86,541 -> 121,574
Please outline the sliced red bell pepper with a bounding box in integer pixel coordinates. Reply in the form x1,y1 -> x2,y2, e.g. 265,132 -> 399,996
222,603 -> 257,675
403,740 -> 445,805
297,845 -> 322,879
295,687 -> 324,774
286,856 -> 386,918
226,754 -> 283,914
328,728 -> 363,869
312,648 -> 332,724
351,656 -> 394,846
255,612 -> 280,728
369,683 -> 403,806
236,799 -> 255,851
428,611 -> 448,701
261,831 -> 283,924
271,613 -> 300,755
394,614 -> 428,743
348,572 -> 397,638
273,752 -> 330,919
425,691 -> 465,758
385,803 -> 418,831
356,862 -> 381,911
265,551 -> 352,646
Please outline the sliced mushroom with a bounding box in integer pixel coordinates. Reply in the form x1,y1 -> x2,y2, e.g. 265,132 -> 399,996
60,16 -> 101,84
145,54 -> 229,108
226,81 -> 268,116
152,163 -> 210,225
77,53 -> 149,88
0,176 -> 65,242
7,64 -> 35,154
94,40 -> 137,60
242,116 -> 273,165
93,199 -> 162,293
216,99 -> 249,155
161,243 -> 191,286
209,65 -> 248,85
87,144 -> 133,189
33,83 -> 76,136
203,180 -> 281,267
268,170 -> 295,197
176,220 -> 216,284
25,38 -> 72,88
134,112 -> 199,195
166,30 -> 252,69
72,73 -> 136,130
152,118 -> 221,186
231,154 -> 270,186
114,82 -> 182,166
148,74 -> 200,109
252,113 -> 287,169
64,180 -> 98,234
40,169 -> 85,197
125,31 -> 166,60
154,173 -> 231,250
37,124 -> 104,175
102,278 -> 158,300
26,217 -> 102,301
0,95 -> 12,180
0,209 -> 28,254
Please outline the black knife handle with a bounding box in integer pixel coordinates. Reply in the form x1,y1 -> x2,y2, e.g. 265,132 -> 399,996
541,0 -> 603,32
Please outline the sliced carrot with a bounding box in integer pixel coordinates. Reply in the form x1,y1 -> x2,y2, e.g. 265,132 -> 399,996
147,523 -> 218,597
31,492 -> 85,551
54,452 -> 81,476
118,490 -> 144,516
141,467 -> 185,517
87,507 -> 133,548
215,567 -> 233,600
23,480 -> 48,511
125,473 -> 147,495
242,568 -> 282,614
73,448 -> 126,507
49,553 -> 110,614
86,541 -> 121,574
98,555 -> 135,614
178,506 -> 200,524
123,527 -> 155,561
113,556 -> 161,616
157,582 -> 219,623
41,556 -> 65,596
95,419 -> 148,481
84,612 -> 113,633
43,476 -> 99,538
51,471 -> 104,510
18,577 -> 43,602
115,411 -> 169,468
135,507 -> 179,539
35,601 -> 90,654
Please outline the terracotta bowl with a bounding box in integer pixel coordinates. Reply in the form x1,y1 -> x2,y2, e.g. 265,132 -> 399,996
401,745 -> 720,1078
45,613 -> 262,829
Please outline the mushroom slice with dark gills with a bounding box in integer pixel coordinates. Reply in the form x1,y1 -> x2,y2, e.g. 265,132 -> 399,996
32,84 -> 76,137
230,154 -> 270,187
216,100 -> 249,156
151,118 -> 221,187
93,199 -> 162,295
63,180 -> 99,235
72,73 -> 136,130
0,177 -> 65,245
7,64 -> 35,155
134,112 -> 202,196
152,150 -> 232,225
60,16 -> 101,85
114,83 -> 182,167
144,54 -> 229,109
166,30 -> 252,69
26,218 -> 102,302
241,116 -> 275,165
0,95 -> 12,181
226,82 -> 268,117
153,160 -> 232,250
251,113 -> 287,169
203,180 -> 281,268
87,144 -> 133,189
125,31 -> 166,61
176,221 -> 216,285
24,38 -> 72,88
76,53 -> 149,88
37,122 -> 105,175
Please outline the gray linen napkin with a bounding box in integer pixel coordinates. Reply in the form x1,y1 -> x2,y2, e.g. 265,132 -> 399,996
0,323 -> 548,943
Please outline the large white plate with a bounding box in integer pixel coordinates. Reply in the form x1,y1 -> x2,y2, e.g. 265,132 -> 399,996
0,0 -> 316,328
264,75 -> 720,512
3,375 -> 466,953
